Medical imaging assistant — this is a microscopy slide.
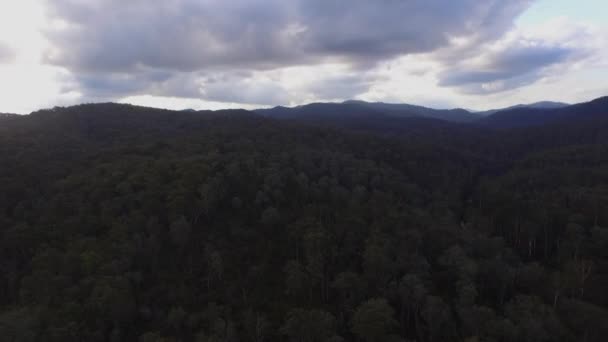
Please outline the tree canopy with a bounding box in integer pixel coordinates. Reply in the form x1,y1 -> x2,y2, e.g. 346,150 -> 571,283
0,103 -> 607,341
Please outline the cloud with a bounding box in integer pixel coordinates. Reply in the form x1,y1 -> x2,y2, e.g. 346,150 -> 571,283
0,42 -> 15,63
67,69 -> 291,106
437,20 -> 598,94
70,70 -> 200,101
298,0 -> 532,65
40,0 -> 535,104
439,44 -> 577,93
199,72 -> 291,105
196,67 -> 377,105
305,74 -> 376,101
0,64 -> 79,114
44,0 -> 532,72
43,0 -> 300,73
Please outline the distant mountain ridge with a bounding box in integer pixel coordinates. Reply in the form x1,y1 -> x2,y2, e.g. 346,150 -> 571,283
341,100 -> 478,122
255,97 -> 607,129
5,96 -> 606,131
477,101 -> 570,116
479,96 -> 608,129
256,100 -> 479,123
255,99 -> 580,123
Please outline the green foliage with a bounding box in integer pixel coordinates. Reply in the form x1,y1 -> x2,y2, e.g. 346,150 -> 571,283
281,309 -> 340,342
351,298 -> 397,342
0,103 -> 607,341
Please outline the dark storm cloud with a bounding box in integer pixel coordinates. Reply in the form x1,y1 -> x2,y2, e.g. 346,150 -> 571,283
44,0 -> 532,72
69,70 -> 291,105
43,0 -> 301,73
297,0 -> 531,63
73,71 -> 207,102
42,0 -> 535,102
439,41 -> 587,94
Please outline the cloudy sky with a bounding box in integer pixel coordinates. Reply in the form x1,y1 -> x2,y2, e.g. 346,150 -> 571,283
0,0 -> 607,114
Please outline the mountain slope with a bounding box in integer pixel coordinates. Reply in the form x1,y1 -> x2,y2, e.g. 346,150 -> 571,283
477,101 -> 570,116
255,102 -> 384,120
342,100 -> 479,122
256,100 -> 479,123
480,96 -> 608,128
1,103 -> 608,342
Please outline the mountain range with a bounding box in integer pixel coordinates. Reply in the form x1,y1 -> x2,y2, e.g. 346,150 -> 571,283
475,101 -> 570,116
255,100 -> 477,123
2,96 -> 605,134
254,97 -> 605,129
478,96 -> 608,128
1,94 -> 608,342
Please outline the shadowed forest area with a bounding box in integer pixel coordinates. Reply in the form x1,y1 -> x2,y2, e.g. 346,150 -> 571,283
0,101 -> 607,342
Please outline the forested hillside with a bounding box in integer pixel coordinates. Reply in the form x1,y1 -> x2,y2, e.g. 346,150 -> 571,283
0,103 -> 607,342
478,97 -> 608,129
475,101 -> 570,117
256,101 -> 479,123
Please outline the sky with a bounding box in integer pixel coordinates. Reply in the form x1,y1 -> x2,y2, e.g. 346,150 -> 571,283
0,0 -> 606,114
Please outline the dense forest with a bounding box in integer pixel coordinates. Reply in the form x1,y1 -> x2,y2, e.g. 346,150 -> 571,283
0,100 -> 607,342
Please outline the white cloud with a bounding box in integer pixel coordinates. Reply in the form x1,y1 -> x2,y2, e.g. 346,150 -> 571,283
0,0 -> 606,113
0,64 -> 79,114
0,42 -> 15,63
350,16 -> 608,110
37,0 -> 534,106
118,95 -> 263,111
